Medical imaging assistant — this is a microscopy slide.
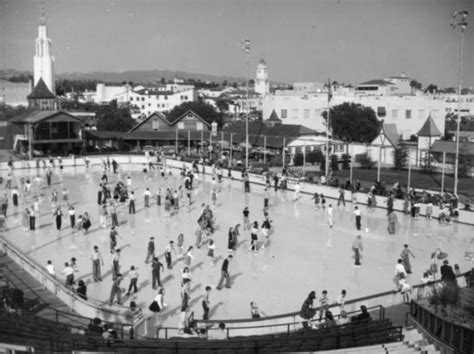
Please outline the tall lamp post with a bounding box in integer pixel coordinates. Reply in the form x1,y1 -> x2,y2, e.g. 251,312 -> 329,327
452,10 -> 468,196
242,39 -> 251,170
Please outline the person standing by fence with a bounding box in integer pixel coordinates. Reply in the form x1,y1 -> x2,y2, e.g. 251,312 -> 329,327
216,255 -> 232,290
91,246 -> 104,282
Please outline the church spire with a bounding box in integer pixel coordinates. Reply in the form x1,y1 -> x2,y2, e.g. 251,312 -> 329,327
40,2 -> 46,26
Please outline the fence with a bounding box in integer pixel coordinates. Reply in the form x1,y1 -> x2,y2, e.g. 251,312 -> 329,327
410,300 -> 474,353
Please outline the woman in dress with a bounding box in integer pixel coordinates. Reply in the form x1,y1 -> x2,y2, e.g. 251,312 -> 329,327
22,208 -> 30,231
150,287 -> 166,326
53,206 -> 63,230
82,212 -> 91,234
400,244 -> 415,274
177,233 -> 184,259
232,224 -> 241,251
208,239 -> 216,265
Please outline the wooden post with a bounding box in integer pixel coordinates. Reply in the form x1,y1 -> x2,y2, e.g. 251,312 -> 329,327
230,133 -> 233,165
441,151 -> 446,194
349,143 -> 354,185
407,149 -> 412,193
377,145 -> 382,182
175,129 -> 178,154
282,137 -> 286,168
264,136 -> 267,164
187,130 -> 190,155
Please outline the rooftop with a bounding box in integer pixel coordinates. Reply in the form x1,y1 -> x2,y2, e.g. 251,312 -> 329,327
27,78 -> 55,99
417,115 -> 442,137
358,79 -> 394,86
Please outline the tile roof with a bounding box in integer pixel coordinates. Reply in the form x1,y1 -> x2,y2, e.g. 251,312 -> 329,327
8,110 -> 83,124
83,130 -> 125,140
417,116 -> 442,136
431,140 -> 474,155
381,123 -> 400,147
129,112 -> 168,132
27,78 -> 56,99
266,109 -> 281,122
358,79 -> 394,86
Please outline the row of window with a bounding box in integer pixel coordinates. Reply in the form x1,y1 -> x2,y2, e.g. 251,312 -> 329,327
130,96 -> 169,101
151,120 -> 204,130
279,108 -> 441,120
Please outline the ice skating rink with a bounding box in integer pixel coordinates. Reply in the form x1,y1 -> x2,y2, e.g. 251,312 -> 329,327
2,163 -> 473,328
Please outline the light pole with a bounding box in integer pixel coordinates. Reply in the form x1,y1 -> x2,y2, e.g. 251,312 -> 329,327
452,10 -> 468,196
242,39 -> 251,170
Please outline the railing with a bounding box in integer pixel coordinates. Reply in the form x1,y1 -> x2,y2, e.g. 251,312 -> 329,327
410,300 -> 474,354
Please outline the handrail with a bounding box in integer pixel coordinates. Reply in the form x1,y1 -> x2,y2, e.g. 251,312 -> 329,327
410,299 -> 474,353
0,263 -> 44,303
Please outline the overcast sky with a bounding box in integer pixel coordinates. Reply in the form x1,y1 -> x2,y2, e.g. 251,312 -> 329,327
0,0 -> 473,87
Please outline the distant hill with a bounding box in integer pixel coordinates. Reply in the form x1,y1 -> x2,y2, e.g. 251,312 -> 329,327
1,69 -> 246,85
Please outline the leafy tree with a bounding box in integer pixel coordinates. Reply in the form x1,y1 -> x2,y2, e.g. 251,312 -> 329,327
341,153 -> 351,169
222,80 -> 228,87
166,101 -> 223,128
96,100 -> 135,132
0,105 -> 30,121
306,150 -> 323,165
215,99 -> 229,113
330,154 -> 339,171
393,147 -> 408,170
409,79 -> 422,91
424,84 -> 438,94
458,145 -> 474,178
160,77 -> 166,84
323,102 -> 379,143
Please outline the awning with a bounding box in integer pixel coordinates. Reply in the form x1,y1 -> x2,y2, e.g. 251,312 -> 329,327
377,106 -> 386,117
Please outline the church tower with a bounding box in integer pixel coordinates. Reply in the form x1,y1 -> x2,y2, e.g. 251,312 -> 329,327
33,3 -> 55,94
255,59 -> 269,96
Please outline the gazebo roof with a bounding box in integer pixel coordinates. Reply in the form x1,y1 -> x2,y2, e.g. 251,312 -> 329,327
27,78 -> 56,99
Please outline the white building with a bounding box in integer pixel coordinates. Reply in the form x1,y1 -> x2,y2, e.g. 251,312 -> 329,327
126,88 -> 198,117
255,59 -> 269,96
0,79 -> 32,107
263,83 -> 474,140
33,4 -> 55,94
94,83 -> 132,104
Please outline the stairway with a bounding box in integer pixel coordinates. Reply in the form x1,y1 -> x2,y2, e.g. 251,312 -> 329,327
0,253 -> 90,327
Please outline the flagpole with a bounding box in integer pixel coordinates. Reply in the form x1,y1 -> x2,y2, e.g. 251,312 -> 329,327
325,80 -> 331,179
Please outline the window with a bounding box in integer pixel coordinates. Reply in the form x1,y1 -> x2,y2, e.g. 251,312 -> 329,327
157,104 -> 160,108
304,109 -> 310,119
292,109 -> 298,119
130,97 -> 133,101
405,110 -> 411,119
141,97 -> 145,101
141,105 -> 145,109
315,109 -> 321,117
392,109 -> 398,119
419,109 -> 425,120
148,103 -> 151,107
281,109 -> 287,119
164,96 -> 168,100
196,122 -> 203,131
152,119 -> 159,130
377,106 -> 386,117
178,122 -> 184,129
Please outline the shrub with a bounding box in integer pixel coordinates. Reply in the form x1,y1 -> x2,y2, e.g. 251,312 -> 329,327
341,153 -> 351,170
293,153 -> 304,166
429,281 -> 461,313
306,150 -> 323,165
393,148 -> 408,170
357,153 -> 375,169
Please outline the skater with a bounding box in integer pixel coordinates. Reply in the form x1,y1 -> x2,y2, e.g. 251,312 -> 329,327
62,262 -> 76,287
337,186 -> 346,206
227,227 -> 235,252
232,224 -> 241,251
29,206 -> 36,230
145,237 -> 156,264
208,239 -> 216,265
91,246 -> 104,282
109,274 -> 123,306
129,191 -> 136,214
216,255 -> 232,290
151,257 -> 164,289
112,249 -> 121,279
202,286 -> 212,320
300,291 -> 317,329
327,204 -> 334,228
53,206 -> 63,230
400,244 -> 415,274
156,188 -> 161,206
109,226 -> 119,253
321,194 -> 326,210
177,233 -> 184,259
387,211 -> 398,235
144,188 -> 151,208
164,241 -> 175,269
109,201 -> 119,228
273,174 -> 279,192
263,188 -> 270,209
352,235 -> 363,266
244,173 -> 250,193
312,192 -> 320,211
68,205 -> 76,228
184,246 -> 194,266
11,187 -> 19,207
243,207 -> 250,231
126,266 -> 139,295
250,221 -> 259,253
354,206 -> 362,231
293,182 -> 301,201
149,288 -> 166,326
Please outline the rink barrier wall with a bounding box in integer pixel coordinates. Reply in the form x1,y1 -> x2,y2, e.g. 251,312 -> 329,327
163,158 -> 474,226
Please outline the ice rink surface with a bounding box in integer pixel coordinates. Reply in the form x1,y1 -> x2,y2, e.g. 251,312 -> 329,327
1,163 -> 473,328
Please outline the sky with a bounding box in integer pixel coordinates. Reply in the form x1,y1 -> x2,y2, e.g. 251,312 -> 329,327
0,0 -> 473,87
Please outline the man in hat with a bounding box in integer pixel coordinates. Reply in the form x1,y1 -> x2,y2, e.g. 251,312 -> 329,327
440,260 -> 456,283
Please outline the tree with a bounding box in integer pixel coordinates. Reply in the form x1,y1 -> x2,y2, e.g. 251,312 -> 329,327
166,101 -> 224,128
424,84 -> 438,94
324,102 -> 380,143
306,150 -> 323,165
96,100 -> 135,132
293,153 -> 304,166
215,99 -> 229,113
330,154 -> 339,171
409,79 -> 422,91
341,153 -> 351,169
393,147 -> 408,170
